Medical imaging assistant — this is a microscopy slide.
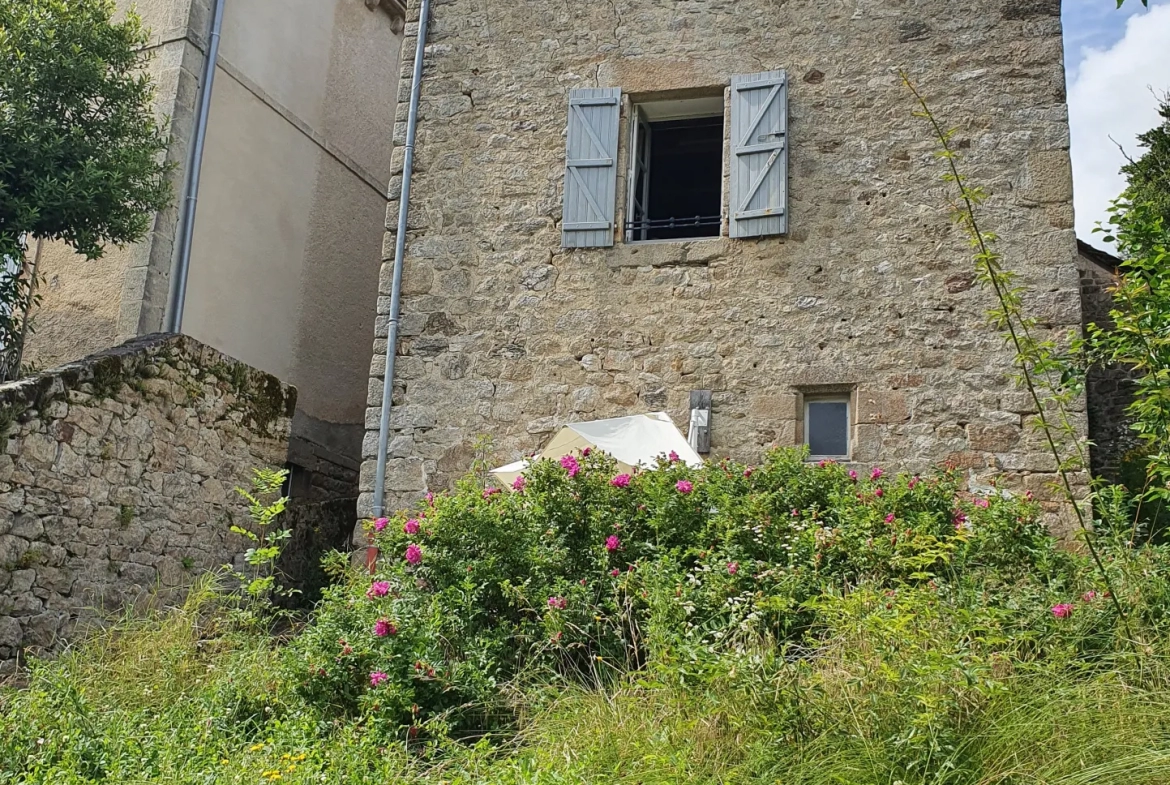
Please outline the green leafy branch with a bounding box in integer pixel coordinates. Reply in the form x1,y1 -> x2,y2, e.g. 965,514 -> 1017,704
229,467 -> 293,602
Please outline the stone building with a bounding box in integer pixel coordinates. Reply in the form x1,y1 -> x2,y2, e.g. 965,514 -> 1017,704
23,0 -> 406,504
360,0 -> 1089,527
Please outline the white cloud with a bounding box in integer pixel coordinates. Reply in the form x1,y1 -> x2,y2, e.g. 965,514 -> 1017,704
1067,3 -> 1170,246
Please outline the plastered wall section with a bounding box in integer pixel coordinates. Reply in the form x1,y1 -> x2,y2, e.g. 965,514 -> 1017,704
361,0 -> 1087,532
0,335 -> 295,669
182,0 -> 400,441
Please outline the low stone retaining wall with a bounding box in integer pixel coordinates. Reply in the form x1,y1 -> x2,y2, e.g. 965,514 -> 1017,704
0,334 -> 295,668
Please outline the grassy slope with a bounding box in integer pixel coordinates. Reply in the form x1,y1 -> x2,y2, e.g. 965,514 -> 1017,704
4,580 -> 1170,784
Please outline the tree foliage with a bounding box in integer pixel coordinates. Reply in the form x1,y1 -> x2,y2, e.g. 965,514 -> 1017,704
1123,96 -> 1170,229
0,0 -> 172,377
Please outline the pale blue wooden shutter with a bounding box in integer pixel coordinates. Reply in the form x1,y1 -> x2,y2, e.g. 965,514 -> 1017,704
562,88 -> 621,248
730,71 -> 788,238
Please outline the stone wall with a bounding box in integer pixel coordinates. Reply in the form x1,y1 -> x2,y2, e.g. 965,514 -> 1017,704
361,0 -> 1086,530
1078,242 -> 1136,485
0,335 -> 294,668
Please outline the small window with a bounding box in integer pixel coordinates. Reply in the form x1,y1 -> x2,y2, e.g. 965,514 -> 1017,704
626,96 -> 724,242
805,398 -> 850,459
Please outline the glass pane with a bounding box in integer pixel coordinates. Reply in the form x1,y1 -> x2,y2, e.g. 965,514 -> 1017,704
807,401 -> 848,457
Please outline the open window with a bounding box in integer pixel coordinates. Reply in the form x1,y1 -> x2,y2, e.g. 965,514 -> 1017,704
804,397 -> 850,460
626,96 -> 725,242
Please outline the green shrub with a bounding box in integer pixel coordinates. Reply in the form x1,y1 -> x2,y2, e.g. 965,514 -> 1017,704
284,448 -> 1064,734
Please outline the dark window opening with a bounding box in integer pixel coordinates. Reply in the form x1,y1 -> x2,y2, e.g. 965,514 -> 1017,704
628,114 -> 723,241
805,399 -> 850,459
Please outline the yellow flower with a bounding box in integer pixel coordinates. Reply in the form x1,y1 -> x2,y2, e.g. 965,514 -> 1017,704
280,753 -> 290,761
293,754 -> 307,761
250,744 -> 265,752
220,759 -> 229,765
287,765 -> 297,772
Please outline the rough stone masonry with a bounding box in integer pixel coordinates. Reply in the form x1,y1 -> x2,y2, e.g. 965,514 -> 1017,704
361,0 -> 1086,530
0,335 -> 294,668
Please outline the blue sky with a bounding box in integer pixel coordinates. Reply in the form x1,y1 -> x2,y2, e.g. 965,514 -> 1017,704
1063,0 -> 1169,246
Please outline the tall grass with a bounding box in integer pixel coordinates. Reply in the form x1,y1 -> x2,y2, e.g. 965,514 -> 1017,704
5,582 -> 1170,784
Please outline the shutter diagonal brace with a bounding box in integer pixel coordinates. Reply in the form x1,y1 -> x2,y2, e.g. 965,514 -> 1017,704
735,139 -> 786,218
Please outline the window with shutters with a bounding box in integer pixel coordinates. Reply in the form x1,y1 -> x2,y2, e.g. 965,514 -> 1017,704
626,96 -> 725,242
560,71 -> 788,250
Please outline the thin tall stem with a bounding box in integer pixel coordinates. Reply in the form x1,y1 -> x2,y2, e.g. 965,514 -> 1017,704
902,73 -> 1133,641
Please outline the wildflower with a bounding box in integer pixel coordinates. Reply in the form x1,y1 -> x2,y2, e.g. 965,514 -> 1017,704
403,518 -> 420,535
908,475 -> 919,490
605,535 -> 621,552
849,470 -> 858,482
512,475 -> 526,492
373,517 -> 389,532
676,479 -> 694,494
250,744 -> 265,752
874,487 -> 884,498
669,450 -> 680,463
482,487 -> 501,499
885,513 -> 896,524
611,473 -> 631,488
366,581 -> 390,599
582,447 -> 592,456
579,578 -> 587,586
1083,591 -> 1098,602
610,569 -> 620,577
727,562 -> 739,576
405,544 -> 423,565
953,510 -> 968,530
560,454 -> 580,478
369,671 -> 389,687
870,467 -> 884,481
1051,603 -> 1074,619
374,619 -> 397,637
1025,490 -> 1034,501
973,497 -> 990,509
817,459 -> 829,468
743,467 -> 754,478
547,596 -> 567,610
425,491 -> 434,504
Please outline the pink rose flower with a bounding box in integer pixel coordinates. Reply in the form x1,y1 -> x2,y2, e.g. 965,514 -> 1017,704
885,513 -> 896,524
403,518 -> 420,535
373,517 -> 389,532
743,468 -> 754,478
369,671 -> 389,688
483,487 -> 500,499
374,619 -> 397,637
610,473 -> 631,488
605,535 -> 620,552
1082,591 -> 1097,602
908,476 -> 919,490
425,492 -> 434,504
582,447 -> 592,457
676,480 -> 693,494
366,581 -> 390,599
870,467 -> 884,481
874,487 -> 884,498
405,544 -> 423,565
727,562 -> 738,575
560,454 -> 580,478
848,470 -> 858,482
1051,603 -> 1074,619
974,497 -> 990,509
512,475 -> 526,492
668,450 -> 680,463
547,596 -> 567,610
610,569 -> 620,577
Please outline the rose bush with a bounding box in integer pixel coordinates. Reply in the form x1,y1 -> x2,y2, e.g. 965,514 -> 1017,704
284,448 -> 1077,733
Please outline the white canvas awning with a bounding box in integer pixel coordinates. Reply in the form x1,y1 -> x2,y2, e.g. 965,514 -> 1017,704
490,412 -> 703,488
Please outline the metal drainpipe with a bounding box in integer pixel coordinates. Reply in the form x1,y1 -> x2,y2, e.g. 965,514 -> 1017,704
165,0 -> 225,334
372,0 -> 433,519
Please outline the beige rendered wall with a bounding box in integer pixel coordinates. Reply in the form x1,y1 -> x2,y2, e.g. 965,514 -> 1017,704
182,0 -> 400,458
